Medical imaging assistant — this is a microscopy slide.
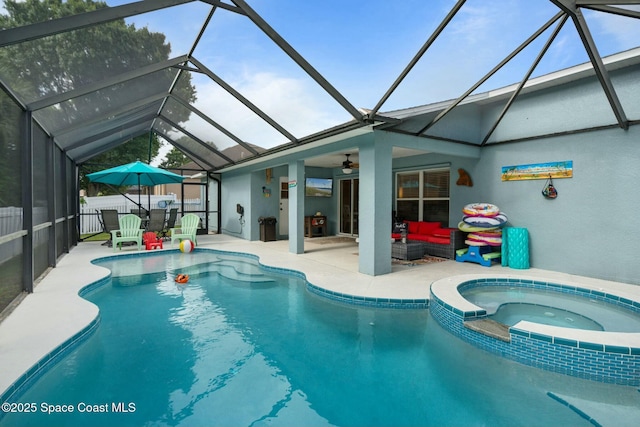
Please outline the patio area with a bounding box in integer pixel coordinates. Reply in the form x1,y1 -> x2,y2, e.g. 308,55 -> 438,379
1,232 -> 636,398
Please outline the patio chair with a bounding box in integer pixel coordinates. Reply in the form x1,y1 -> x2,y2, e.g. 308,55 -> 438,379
142,231 -> 163,250
130,208 -> 148,219
171,213 -> 199,247
159,208 -> 178,240
100,209 -> 120,247
111,214 -> 143,252
146,209 -> 167,234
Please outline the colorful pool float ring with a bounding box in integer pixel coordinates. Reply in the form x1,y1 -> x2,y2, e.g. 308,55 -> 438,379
462,213 -> 508,228
175,274 -> 189,284
467,233 -> 502,246
458,221 -> 500,232
465,239 -> 489,246
462,203 -> 500,217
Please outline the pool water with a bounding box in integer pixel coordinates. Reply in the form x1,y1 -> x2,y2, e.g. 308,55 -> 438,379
489,303 -> 604,330
461,286 -> 640,332
2,251 -> 638,426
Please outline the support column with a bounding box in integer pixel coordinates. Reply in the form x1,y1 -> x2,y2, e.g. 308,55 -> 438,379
288,160 -> 305,254
22,110 -> 34,292
358,139 -> 393,275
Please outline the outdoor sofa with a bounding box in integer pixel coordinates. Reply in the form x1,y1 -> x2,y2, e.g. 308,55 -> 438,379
392,220 -> 466,260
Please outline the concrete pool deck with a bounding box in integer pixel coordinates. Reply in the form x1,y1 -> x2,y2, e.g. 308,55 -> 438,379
1,233 -> 639,397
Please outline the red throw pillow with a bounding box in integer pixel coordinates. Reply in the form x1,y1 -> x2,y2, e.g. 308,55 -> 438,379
407,221 -> 420,234
417,221 -> 440,235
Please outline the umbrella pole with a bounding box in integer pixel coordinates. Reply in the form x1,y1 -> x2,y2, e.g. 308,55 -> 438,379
104,183 -> 141,208
138,174 -> 142,215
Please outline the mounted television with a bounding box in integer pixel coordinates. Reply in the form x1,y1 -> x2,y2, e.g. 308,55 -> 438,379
305,177 -> 333,197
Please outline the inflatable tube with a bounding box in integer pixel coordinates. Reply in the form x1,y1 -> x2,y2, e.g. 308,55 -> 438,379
462,213 -> 508,228
465,239 -> 489,246
175,274 -> 189,284
458,221 -> 499,232
468,232 -> 502,246
462,203 -> 500,217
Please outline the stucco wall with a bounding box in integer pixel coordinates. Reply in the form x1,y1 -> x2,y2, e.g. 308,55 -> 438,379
468,126 -> 639,284
220,173 -> 251,239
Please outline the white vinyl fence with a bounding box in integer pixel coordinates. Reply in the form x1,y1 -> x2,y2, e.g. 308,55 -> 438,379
0,206 -> 22,237
0,206 -> 23,263
80,194 -> 205,234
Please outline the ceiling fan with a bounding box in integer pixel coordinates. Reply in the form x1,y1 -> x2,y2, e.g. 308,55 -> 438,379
342,154 -> 358,174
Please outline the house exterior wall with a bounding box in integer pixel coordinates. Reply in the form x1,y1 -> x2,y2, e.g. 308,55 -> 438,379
220,173 -> 251,240
484,68 -> 640,143
218,60 -> 640,283
469,126 -> 639,284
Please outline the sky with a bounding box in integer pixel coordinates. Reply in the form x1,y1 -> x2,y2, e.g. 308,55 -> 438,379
3,0 -> 640,163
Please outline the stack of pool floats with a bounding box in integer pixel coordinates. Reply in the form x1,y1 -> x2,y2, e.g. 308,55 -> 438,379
456,203 -> 507,266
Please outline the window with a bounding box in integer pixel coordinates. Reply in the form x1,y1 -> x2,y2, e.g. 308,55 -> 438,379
396,168 -> 450,224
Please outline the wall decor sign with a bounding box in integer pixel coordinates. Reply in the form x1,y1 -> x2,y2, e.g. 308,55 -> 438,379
501,160 -> 573,181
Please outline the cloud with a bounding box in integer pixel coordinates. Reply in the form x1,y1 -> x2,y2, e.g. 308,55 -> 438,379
586,6 -> 640,49
184,70 -> 349,151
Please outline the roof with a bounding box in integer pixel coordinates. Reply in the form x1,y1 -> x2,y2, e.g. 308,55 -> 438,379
1,1 -> 639,170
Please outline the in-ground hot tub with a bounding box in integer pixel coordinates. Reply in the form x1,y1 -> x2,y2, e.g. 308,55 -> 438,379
460,284 -> 640,332
429,274 -> 640,385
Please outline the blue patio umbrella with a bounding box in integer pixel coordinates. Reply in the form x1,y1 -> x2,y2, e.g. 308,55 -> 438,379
87,161 -> 185,212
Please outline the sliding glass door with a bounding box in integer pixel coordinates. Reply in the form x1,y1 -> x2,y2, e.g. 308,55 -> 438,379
339,178 -> 359,236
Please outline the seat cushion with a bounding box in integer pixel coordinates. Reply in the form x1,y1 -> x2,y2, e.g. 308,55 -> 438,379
423,235 -> 450,245
407,233 -> 427,241
432,227 -> 454,238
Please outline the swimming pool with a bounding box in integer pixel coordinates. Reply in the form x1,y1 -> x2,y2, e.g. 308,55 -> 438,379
430,275 -> 640,385
1,252 -> 639,426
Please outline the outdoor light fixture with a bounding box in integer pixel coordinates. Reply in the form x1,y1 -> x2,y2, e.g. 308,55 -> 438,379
342,154 -> 353,174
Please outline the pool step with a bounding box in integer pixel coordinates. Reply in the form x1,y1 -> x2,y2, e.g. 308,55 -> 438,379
215,263 -> 275,283
464,319 -> 511,342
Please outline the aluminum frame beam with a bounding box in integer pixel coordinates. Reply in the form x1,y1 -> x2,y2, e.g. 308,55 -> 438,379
417,11 -> 565,136
73,126 -> 151,163
582,4 -> 640,18
158,115 -> 235,164
230,0 -> 364,122
370,0 -> 467,118
63,113 -> 157,151
190,57 -> 298,143
154,130 -> 217,170
551,1 -> 629,129
481,14 -> 569,145
27,56 -> 188,111
168,95 -> 260,156
52,93 -> 169,139
0,0 -> 196,48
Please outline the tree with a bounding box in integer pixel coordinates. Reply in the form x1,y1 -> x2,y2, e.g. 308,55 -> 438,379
0,91 -> 22,207
159,145 -> 191,169
0,0 -> 197,195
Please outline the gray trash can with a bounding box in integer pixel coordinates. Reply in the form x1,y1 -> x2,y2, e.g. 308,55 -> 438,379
258,216 -> 277,242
